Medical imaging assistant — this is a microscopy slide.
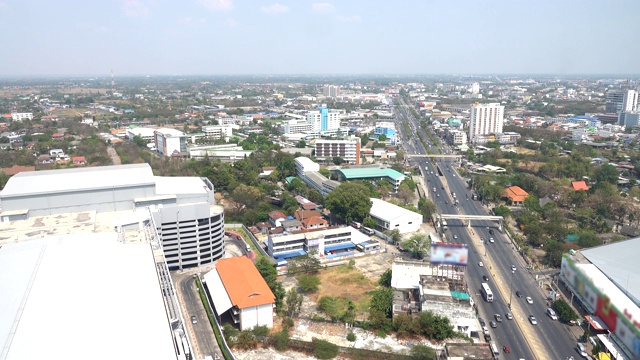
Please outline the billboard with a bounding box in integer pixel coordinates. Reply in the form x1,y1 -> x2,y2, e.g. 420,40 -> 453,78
430,243 -> 468,266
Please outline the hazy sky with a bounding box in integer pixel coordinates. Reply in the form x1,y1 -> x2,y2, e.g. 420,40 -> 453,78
1,0 -> 639,76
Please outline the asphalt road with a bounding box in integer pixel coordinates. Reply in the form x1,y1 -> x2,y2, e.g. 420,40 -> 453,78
177,273 -> 222,360
395,99 -> 579,360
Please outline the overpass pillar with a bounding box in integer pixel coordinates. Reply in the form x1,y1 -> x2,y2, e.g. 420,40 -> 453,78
499,219 -> 503,231
468,219 -> 471,228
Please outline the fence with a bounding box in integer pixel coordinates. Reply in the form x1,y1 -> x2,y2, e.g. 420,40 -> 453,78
195,274 -> 236,360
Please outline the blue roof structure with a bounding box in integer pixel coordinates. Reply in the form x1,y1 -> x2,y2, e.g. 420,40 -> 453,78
325,251 -> 354,259
274,249 -> 306,261
325,243 -> 355,252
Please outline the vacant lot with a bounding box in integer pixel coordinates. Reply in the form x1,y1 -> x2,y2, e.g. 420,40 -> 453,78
310,264 -> 378,312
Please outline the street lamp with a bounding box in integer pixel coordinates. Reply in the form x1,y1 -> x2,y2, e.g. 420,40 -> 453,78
509,270 -> 515,310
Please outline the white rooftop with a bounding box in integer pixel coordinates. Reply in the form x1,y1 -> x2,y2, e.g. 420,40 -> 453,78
581,237 -> 640,306
154,176 -> 208,196
0,163 -> 155,197
155,128 -> 185,137
369,198 -> 422,222
127,127 -> 156,137
0,233 -> 177,360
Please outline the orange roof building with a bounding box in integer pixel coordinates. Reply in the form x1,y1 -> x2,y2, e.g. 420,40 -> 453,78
571,181 -> 589,191
205,256 -> 275,330
503,186 -> 528,205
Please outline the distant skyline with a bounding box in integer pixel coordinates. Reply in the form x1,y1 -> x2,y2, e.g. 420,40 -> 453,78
1,0 -> 639,77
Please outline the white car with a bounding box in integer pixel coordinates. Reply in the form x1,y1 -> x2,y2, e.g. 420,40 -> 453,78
529,315 -> 537,325
526,297 -> 533,304
489,237 -> 495,243
479,261 -> 484,267
511,265 -> 517,272
453,234 -> 458,239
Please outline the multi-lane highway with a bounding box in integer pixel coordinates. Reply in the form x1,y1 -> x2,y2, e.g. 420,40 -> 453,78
394,98 -> 578,359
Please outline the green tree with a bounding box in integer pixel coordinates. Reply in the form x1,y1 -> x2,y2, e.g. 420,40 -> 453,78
298,274 -> 321,293
386,228 -> 402,245
398,182 -> 415,204
523,194 -> 542,213
132,135 -> 147,148
287,253 -> 322,274
369,287 -> 393,319
593,164 -> 619,185
275,152 -> 296,179
378,134 -> 387,141
255,257 -> 286,311
401,234 -> 430,259
296,140 -> 306,148
378,268 -> 392,287
318,296 -> 341,321
273,329 -> 290,351
231,184 -> 263,213
552,299 -> 579,323
494,205 -> 513,218
346,332 -> 356,342
284,287 -> 303,318
363,216 -> 377,229
325,182 -> 373,224
332,156 -> 344,165
418,198 -> 437,220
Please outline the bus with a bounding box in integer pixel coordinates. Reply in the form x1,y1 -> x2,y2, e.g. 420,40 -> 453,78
481,283 -> 494,302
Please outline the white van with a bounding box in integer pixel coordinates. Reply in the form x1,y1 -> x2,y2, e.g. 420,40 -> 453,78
547,308 -> 558,320
490,342 -> 500,358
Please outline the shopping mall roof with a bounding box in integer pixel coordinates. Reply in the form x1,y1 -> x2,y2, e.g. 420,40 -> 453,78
0,163 -> 155,197
581,237 -> 640,305
0,233 -> 176,360
337,167 -> 406,181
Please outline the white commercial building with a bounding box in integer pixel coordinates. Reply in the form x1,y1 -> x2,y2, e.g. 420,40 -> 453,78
607,89 -> 638,116
126,127 -> 156,143
295,156 -> 320,176
469,102 -> 504,144
323,85 -> 341,97
446,129 -> 467,145
619,111 -> 640,129
202,124 -> 233,140
306,106 -> 343,131
154,128 -> 187,156
11,112 -> 33,121
369,198 -> 422,234
284,120 -> 315,134
0,163 -> 225,270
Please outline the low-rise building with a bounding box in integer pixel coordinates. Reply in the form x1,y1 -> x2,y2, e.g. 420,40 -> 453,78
154,128 -> 187,156
205,256 -> 275,331
502,186 -> 528,205
314,138 -> 361,165
11,112 -> 33,121
336,167 -> 406,192
369,198 -> 422,234
202,124 -> 233,139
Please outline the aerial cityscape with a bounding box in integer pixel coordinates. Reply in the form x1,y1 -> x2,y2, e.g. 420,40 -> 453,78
1,1 -> 639,360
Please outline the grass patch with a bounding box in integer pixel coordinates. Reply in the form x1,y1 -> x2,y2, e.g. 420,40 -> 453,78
311,264 -> 377,313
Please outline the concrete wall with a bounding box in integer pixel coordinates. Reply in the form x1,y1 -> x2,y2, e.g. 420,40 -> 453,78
240,303 -> 274,330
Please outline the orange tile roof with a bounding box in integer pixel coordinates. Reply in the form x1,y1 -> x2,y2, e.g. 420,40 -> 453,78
302,216 -> 327,227
294,209 -> 321,221
571,181 -> 589,191
503,186 -> 528,202
216,256 -> 275,309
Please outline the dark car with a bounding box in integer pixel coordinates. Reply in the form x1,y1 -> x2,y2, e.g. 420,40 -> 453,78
489,229 -> 494,235
479,318 -> 486,327
483,275 -> 489,281
516,291 -> 523,298
489,320 -> 497,328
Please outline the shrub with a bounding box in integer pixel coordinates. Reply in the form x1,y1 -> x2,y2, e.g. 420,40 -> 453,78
298,274 -> 321,293
282,317 -> 294,329
252,325 -> 270,338
346,331 -> 356,342
313,338 -> 339,359
236,330 -> 257,350
273,329 -> 290,351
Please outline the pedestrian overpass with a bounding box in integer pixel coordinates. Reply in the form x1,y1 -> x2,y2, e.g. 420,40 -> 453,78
406,154 -> 462,158
436,214 -> 504,230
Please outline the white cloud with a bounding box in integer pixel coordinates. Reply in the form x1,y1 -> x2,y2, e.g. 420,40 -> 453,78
312,3 -> 335,14
335,15 -> 362,23
121,0 -> 150,18
198,0 -> 233,11
178,17 -> 207,25
260,3 -> 289,14
221,18 -> 238,27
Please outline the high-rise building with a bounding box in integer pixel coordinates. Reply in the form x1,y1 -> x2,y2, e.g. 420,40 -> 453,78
607,89 -> 638,119
306,105 -> 342,131
154,128 -> 187,156
470,82 -> 480,94
323,85 -> 340,97
314,138 -> 361,164
469,103 -> 504,143
620,111 -> 640,129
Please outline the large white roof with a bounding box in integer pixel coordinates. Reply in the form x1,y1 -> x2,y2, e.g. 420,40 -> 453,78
0,233 -> 177,360
154,176 -> 208,195
369,198 -> 422,223
0,163 -> 155,198
581,237 -> 640,305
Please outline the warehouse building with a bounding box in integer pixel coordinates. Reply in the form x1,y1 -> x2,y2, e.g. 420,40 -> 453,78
369,198 -> 422,234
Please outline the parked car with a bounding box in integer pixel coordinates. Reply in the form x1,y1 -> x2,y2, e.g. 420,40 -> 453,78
479,318 -> 486,327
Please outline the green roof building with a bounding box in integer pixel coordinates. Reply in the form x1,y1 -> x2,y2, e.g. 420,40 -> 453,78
335,168 -> 407,192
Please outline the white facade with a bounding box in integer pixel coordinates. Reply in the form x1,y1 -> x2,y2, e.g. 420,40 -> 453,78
126,127 -> 156,142
284,120 -> 314,134
469,102 -> 504,143
239,304 -> 274,331
306,109 -> 342,131
154,128 -> 187,156
11,113 -> 33,121
202,125 -> 233,139
447,129 -> 467,145
369,198 -> 422,234
295,156 -> 320,176
323,85 -> 340,97
608,89 -> 638,116
470,82 -> 480,94
620,111 -> 640,129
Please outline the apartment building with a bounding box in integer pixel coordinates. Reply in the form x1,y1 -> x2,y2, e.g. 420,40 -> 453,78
314,138 -> 361,164
323,85 -> 340,98
11,113 -> 33,121
469,103 -> 504,144
267,227 -> 358,260
284,120 -> 314,134
446,129 -> 467,145
606,89 -> 638,117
